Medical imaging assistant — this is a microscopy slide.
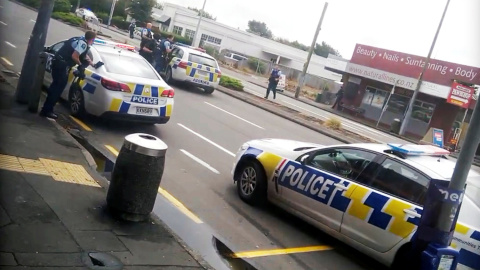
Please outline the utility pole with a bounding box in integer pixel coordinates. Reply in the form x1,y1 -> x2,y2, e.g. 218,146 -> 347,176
15,0 -> 54,104
192,0 -> 207,47
75,0 -> 80,11
377,80 -> 398,127
294,2 -> 328,99
107,0 -> 117,28
399,0 -> 450,135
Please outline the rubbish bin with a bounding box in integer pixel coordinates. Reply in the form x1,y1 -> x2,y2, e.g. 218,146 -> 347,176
315,93 -> 322,103
390,118 -> 401,134
107,133 -> 168,222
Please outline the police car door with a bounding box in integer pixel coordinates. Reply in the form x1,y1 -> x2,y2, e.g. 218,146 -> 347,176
340,156 -> 426,252
277,147 -> 377,231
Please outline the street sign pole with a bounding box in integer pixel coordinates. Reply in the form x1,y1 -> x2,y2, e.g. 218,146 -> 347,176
107,0 -> 117,28
377,80 -> 397,128
294,2 -> 328,99
192,0 -> 207,47
14,0 -> 54,104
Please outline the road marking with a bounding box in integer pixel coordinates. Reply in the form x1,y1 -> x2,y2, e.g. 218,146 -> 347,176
1,57 -> 13,66
244,88 -> 264,97
5,41 -> 16,48
281,100 -> 328,119
180,149 -> 220,174
0,21 -> 6,26
69,116 -> 92,131
231,245 -> 333,259
158,187 -> 203,224
177,123 -> 235,157
204,102 -> 265,130
30,19 -> 36,23
105,145 -> 119,156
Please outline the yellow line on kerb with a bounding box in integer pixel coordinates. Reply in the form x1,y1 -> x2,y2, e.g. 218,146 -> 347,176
104,145 -> 203,224
158,187 -> 203,224
231,245 -> 333,259
69,116 -> 92,131
105,145 -> 120,156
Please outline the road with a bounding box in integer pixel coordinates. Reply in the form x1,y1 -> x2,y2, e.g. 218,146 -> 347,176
0,1 -> 388,269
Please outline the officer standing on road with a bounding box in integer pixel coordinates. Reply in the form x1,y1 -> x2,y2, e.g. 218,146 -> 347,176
264,65 -> 281,99
154,34 -> 174,74
139,23 -> 154,59
128,21 -> 136,39
40,31 -> 97,119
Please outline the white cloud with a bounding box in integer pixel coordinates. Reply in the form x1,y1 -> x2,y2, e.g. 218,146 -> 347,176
162,0 -> 480,67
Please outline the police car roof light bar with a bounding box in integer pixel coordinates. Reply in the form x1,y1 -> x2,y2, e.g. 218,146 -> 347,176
93,39 -> 135,52
387,143 -> 450,156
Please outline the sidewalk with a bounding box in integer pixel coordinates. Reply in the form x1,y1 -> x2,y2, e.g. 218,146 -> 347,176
0,74 -> 209,269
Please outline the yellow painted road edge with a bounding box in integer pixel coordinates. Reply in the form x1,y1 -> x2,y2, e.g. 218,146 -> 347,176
104,145 -> 203,224
231,245 -> 333,259
69,116 -> 92,132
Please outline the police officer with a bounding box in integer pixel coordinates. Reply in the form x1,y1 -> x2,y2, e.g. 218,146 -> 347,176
154,34 -> 174,74
128,21 -> 136,39
139,23 -> 154,59
265,65 -> 281,99
40,31 -> 97,119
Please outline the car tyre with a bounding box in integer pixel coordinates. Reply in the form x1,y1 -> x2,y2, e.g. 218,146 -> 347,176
165,67 -> 175,84
204,87 -> 215,94
237,160 -> 267,206
69,83 -> 86,117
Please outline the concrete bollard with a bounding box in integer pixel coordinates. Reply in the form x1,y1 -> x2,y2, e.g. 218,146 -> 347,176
28,52 -> 49,113
107,133 -> 167,222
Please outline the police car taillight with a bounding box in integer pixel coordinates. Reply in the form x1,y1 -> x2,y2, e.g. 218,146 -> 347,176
161,88 -> 174,98
217,70 -> 222,78
101,78 -> 131,92
178,61 -> 188,69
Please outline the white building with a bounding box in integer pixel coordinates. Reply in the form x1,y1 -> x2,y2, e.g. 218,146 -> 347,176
153,3 -> 341,82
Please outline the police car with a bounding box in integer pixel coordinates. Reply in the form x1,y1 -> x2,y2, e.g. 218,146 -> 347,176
231,140 -> 480,269
43,39 -> 174,124
163,44 -> 221,94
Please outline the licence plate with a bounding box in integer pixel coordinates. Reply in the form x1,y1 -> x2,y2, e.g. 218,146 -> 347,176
193,78 -> 209,85
136,107 -> 153,115
197,70 -> 208,76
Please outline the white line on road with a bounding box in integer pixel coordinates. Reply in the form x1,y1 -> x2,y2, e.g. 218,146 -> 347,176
1,57 -> 13,66
0,21 -> 6,26
5,42 -> 16,48
180,149 -> 220,174
30,19 -> 36,23
204,102 -> 265,130
177,123 -> 236,157
282,100 -> 328,119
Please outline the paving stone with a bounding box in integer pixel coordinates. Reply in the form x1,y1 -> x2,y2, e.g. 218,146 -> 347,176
0,252 -> 17,266
72,231 -> 127,252
15,252 -> 83,267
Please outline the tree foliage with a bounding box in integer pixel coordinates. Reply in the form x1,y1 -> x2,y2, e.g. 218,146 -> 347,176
128,0 -> 155,23
188,7 -> 216,21
314,41 -> 341,57
247,20 -> 272,39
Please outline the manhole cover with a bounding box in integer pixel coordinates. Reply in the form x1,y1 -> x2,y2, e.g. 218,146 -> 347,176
82,251 -> 123,270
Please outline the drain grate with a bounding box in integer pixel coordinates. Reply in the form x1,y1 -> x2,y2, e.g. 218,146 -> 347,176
82,251 -> 123,270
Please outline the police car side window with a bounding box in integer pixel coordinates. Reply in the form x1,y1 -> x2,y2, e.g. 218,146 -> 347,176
370,158 -> 428,205
307,148 -> 376,180
177,49 -> 184,59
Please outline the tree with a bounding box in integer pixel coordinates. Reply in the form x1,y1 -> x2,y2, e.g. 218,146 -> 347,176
247,20 -> 272,39
128,0 -> 155,23
188,7 -> 216,20
314,41 -> 341,57
154,2 -> 163,9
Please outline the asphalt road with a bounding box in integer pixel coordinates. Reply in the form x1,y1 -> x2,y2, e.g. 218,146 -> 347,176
1,1 -> 389,269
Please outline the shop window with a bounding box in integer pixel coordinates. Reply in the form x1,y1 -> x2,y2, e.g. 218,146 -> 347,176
362,86 -> 388,109
185,29 -> 195,40
201,34 -> 222,45
173,25 -> 183,35
386,94 -> 409,115
412,100 -> 435,124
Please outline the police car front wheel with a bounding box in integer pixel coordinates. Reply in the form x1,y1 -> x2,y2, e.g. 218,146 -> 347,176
237,161 -> 267,205
69,84 -> 86,117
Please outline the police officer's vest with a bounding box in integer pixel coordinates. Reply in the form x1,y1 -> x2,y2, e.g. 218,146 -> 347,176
159,39 -> 168,56
271,69 -> 280,78
140,29 -> 152,48
56,36 -> 89,67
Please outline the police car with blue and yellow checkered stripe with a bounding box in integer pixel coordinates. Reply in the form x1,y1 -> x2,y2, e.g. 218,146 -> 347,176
163,44 -> 221,94
44,39 -> 174,124
232,140 -> 480,269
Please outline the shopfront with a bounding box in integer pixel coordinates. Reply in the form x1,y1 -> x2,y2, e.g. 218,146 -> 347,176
339,44 -> 480,140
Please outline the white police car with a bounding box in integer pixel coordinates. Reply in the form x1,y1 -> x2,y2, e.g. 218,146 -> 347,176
231,140 -> 480,269
163,44 -> 221,94
43,39 -> 174,124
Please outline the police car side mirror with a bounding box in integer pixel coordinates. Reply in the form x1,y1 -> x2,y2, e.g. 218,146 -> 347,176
300,155 -> 309,165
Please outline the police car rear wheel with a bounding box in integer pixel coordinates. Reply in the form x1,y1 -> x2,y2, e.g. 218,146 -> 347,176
204,87 -> 215,94
69,84 -> 86,117
237,161 -> 267,205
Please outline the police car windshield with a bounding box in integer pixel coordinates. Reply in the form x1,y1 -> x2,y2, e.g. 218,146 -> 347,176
188,54 -> 217,68
101,54 -> 159,80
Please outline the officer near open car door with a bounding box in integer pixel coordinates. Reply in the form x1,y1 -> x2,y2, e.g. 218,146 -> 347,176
154,34 -> 174,74
40,31 -> 103,119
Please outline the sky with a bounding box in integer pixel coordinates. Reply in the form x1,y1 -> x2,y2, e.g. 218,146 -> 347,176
162,0 -> 480,68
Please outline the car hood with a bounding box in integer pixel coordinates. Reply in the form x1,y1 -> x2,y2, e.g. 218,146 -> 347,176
246,138 -> 323,159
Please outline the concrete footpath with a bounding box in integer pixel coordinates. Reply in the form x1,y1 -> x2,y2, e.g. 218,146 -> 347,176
0,74 -> 211,269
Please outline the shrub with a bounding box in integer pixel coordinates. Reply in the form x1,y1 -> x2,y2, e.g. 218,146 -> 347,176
52,12 -> 84,26
247,58 -> 266,74
151,29 -> 192,45
220,75 -> 244,91
53,0 -> 71,13
18,0 -> 40,8
325,117 -> 341,130
96,12 -> 109,24
111,16 -> 129,30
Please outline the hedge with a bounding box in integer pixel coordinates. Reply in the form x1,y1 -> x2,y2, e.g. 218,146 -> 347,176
220,75 -> 244,91
152,29 -> 192,46
18,0 -> 71,12
52,12 -> 84,26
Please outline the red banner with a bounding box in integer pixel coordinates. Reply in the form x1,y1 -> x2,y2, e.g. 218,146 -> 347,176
350,44 -> 480,87
447,82 -> 474,108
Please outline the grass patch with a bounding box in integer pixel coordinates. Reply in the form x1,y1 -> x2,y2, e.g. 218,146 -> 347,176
220,75 -> 244,91
52,12 -> 84,27
325,117 -> 341,130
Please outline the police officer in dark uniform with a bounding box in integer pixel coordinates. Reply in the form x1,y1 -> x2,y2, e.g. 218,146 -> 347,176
265,65 -> 282,99
154,34 -> 174,74
139,23 -> 154,62
40,31 -> 97,119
